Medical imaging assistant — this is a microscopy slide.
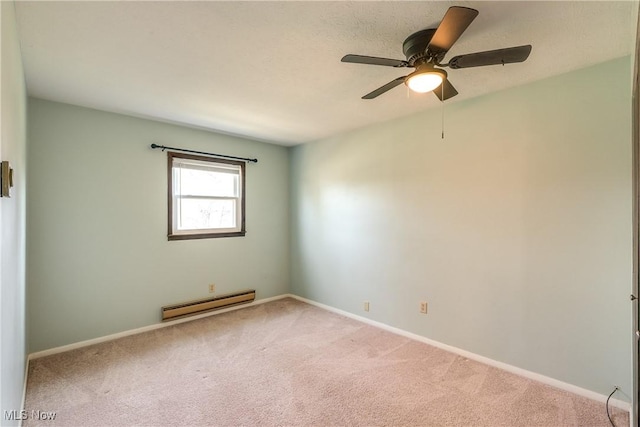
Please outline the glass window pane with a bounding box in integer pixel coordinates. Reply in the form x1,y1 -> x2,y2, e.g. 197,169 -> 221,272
177,167 -> 238,197
177,198 -> 237,230
168,153 -> 245,239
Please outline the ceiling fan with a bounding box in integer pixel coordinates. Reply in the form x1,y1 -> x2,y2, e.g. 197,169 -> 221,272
341,6 -> 532,101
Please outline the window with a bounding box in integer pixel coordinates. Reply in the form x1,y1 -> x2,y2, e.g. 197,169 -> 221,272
168,152 -> 245,240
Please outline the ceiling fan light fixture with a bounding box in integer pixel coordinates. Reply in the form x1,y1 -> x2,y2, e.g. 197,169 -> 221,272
405,67 -> 447,93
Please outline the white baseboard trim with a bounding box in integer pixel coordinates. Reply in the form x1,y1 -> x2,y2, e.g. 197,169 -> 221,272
28,294 -> 290,360
288,294 -> 632,413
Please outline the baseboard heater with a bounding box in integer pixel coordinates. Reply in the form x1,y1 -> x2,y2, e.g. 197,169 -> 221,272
161,289 -> 255,321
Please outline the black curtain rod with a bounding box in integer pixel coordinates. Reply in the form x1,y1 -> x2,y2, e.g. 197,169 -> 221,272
150,144 -> 258,163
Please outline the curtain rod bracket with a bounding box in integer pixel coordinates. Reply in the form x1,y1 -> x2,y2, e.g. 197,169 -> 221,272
150,143 -> 258,163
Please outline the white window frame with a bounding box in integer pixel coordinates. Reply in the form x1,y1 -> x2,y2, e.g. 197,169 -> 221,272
168,152 -> 246,240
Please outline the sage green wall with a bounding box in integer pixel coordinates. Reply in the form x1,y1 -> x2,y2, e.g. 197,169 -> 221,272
290,57 -> 633,398
1,1 -> 28,423
27,99 -> 290,352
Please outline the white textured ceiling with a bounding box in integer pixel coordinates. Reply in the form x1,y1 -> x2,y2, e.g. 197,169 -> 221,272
14,1 -> 637,146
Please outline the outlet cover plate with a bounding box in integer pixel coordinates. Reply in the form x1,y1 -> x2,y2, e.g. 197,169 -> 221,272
420,301 -> 428,314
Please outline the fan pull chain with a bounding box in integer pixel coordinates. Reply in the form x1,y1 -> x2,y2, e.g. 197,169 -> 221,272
441,84 -> 445,139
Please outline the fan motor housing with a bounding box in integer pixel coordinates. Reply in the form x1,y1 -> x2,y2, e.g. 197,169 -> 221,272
402,29 -> 436,65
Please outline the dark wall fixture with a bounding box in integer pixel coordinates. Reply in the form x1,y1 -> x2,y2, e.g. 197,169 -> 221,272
0,161 -> 13,197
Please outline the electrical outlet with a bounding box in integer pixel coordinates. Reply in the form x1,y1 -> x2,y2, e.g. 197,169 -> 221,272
364,301 -> 370,312
420,301 -> 428,314
209,284 -> 216,293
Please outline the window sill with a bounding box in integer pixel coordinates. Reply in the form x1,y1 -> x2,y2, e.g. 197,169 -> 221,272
168,230 -> 246,241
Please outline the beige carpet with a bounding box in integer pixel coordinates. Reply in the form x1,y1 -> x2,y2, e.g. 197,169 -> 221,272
24,298 -> 628,426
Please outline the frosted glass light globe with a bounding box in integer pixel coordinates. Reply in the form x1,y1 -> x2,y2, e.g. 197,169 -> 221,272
406,72 -> 444,93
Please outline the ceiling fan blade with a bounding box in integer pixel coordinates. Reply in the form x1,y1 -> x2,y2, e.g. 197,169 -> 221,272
427,7 -> 479,58
362,76 -> 406,99
448,45 -> 532,69
432,79 -> 458,101
342,54 -> 409,68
